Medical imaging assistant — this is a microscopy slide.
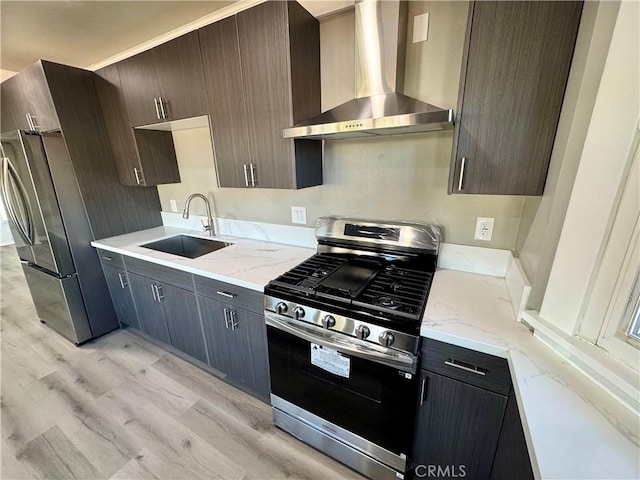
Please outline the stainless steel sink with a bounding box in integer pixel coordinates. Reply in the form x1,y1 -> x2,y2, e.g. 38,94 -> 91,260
141,235 -> 231,259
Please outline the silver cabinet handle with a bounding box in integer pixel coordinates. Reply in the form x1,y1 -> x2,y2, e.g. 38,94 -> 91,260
158,97 -> 167,119
25,113 -> 39,131
151,283 -> 158,301
101,255 -> 113,261
216,290 -> 236,299
154,97 -> 161,120
118,272 -> 127,289
155,284 -> 164,301
249,163 -> 256,187
230,310 -> 238,331
444,359 -> 486,376
457,157 -> 466,191
243,164 -> 249,187
419,376 -> 428,406
223,307 -> 230,328
133,167 -> 143,185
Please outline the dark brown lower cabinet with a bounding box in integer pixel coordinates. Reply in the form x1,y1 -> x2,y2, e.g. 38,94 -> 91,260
412,370 -> 508,480
127,272 -> 171,344
490,393 -> 534,480
198,295 -> 270,401
126,271 -> 207,364
101,264 -> 139,330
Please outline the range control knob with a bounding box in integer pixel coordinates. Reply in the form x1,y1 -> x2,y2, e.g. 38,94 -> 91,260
355,325 -> 371,340
321,315 -> 336,329
275,302 -> 288,315
378,331 -> 395,347
293,306 -> 305,320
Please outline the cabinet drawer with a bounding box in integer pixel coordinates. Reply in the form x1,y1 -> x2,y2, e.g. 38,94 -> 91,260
421,338 -> 511,395
96,248 -> 124,268
194,276 -> 263,314
124,256 -> 194,292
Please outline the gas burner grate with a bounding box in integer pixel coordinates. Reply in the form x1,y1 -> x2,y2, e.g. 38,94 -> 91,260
268,254 -> 347,294
353,267 -> 434,320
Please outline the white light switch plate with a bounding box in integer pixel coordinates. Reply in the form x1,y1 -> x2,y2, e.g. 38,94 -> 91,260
291,206 -> 307,225
170,199 -> 178,213
413,12 -> 429,43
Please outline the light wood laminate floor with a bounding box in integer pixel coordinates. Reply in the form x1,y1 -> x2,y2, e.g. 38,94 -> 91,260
0,246 -> 364,480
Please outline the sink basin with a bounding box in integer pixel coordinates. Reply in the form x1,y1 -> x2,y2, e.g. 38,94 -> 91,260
141,235 -> 231,259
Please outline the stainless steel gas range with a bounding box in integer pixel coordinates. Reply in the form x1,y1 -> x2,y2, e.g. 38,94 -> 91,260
264,216 -> 440,480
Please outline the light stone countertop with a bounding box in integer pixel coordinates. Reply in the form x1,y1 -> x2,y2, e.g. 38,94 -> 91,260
91,226 -> 315,292
421,269 -> 640,480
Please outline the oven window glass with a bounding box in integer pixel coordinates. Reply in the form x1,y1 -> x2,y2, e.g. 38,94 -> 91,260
267,326 -> 419,456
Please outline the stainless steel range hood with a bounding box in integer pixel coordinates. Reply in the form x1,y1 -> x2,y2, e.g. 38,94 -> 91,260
284,0 -> 453,140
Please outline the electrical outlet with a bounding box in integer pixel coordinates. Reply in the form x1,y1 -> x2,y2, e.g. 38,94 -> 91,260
474,217 -> 495,241
291,206 -> 307,225
170,199 -> 178,213
413,12 -> 430,43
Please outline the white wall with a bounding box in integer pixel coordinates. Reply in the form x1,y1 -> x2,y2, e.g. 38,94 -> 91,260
538,0 -> 639,335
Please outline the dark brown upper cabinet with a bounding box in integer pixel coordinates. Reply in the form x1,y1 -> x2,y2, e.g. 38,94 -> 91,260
449,1 -> 583,195
199,1 -> 323,190
117,31 -> 207,127
94,64 -> 180,186
0,60 -> 163,237
1,62 -> 59,132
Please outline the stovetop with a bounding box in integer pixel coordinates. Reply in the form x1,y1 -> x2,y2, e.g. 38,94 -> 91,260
265,252 -> 435,332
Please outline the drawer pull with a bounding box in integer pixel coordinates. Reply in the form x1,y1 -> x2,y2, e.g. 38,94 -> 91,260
216,290 -> 236,299
444,359 -> 486,376
419,376 -> 428,406
101,255 -> 113,261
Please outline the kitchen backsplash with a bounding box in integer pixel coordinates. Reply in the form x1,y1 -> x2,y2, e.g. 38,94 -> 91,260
156,126 -> 526,250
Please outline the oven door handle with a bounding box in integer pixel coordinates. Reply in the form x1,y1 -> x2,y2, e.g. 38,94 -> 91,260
265,312 -> 417,373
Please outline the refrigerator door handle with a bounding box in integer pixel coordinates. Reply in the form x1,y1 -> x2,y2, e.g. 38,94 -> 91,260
0,156 -> 34,245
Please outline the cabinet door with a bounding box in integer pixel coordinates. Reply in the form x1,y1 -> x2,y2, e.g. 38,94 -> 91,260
1,74 -> 26,131
413,370 -> 507,479
450,1 -> 582,195
94,64 -> 142,186
102,264 -> 140,330
198,295 -> 234,374
127,272 -> 170,343
490,393 -> 534,480
153,32 -> 207,122
117,51 -> 162,127
199,16 -> 251,188
1,63 -> 59,132
20,62 -> 60,132
237,1 -> 294,189
160,283 -> 208,363
226,308 -> 270,400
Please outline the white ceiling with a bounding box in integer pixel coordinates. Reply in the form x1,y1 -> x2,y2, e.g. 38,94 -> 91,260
0,0 -> 354,75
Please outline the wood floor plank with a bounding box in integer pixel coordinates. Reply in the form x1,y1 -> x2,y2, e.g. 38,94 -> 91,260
104,365 -> 199,420
16,425 -> 101,479
3,370 -> 143,478
96,387 -> 247,480
180,399 -> 363,480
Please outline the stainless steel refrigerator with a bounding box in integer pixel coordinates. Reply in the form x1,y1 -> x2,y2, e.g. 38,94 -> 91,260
0,130 -> 118,344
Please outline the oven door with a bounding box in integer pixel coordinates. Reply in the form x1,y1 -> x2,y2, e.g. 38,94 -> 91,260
265,311 -> 419,468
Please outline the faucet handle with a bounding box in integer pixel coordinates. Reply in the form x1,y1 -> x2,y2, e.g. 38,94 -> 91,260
200,219 -> 215,235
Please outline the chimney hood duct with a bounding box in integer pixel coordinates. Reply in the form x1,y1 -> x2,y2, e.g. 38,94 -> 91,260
284,0 -> 454,140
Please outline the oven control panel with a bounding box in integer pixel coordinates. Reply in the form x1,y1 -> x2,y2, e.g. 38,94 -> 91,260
264,295 -> 420,356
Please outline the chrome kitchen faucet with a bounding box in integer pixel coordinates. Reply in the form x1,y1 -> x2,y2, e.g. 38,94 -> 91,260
182,193 -> 215,237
